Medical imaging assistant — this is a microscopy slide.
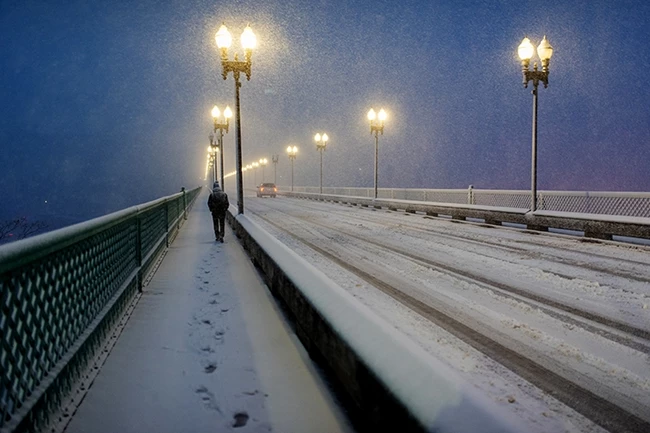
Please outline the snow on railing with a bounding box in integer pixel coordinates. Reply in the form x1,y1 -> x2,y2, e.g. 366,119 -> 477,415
283,186 -> 650,218
0,187 -> 201,433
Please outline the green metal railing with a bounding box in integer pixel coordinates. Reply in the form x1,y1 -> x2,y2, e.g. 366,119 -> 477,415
0,187 -> 201,433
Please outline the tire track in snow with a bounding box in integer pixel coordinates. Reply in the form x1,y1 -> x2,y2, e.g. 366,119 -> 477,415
277,197 -> 650,282
247,200 -> 650,433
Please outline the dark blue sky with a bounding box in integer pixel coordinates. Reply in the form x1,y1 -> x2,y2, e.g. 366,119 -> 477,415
2,0 -> 649,223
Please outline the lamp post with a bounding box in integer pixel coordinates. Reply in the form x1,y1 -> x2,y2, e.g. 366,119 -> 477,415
314,133 -> 329,194
367,108 -> 387,199
287,146 -> 298,192
215,23 -> 256,214
245,164 -> 252,189
259,158 -> 268,182
211,105 -> 232,189
518,36 -> 553,212
208,135 -> 218,183
271,154 -> 279,183
252,161 -> 260,186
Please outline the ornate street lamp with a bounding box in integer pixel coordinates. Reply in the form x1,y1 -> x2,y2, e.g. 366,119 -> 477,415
245,164 -> 252,188
208,133 -> 223,182
205,152 -> 214,181
286,146 -> 298,192
314,133 -> 329,194
215,23 -> 257,214
367,108 -> 387,199
252,161 -> 260,186
259,158 -> 268,183
518,36 -> 553,211
271,154 -> 279,184
211,105 -> 232,189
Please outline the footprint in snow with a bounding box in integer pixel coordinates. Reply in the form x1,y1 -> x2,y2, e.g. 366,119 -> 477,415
196,386 -> 221,413
232,412 -> 249,428
204,363 -> 217,373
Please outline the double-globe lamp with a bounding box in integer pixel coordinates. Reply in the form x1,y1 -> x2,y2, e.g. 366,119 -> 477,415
271,154 -> 279,184
211,105 -> 232,189
518,36 -> 553,212
368,108 -> 387,199
259,158 -> 268,183
314,133 -> 329,194
207,139 -> 219,183
215,23 -> 256,214
286,146 -> 298,192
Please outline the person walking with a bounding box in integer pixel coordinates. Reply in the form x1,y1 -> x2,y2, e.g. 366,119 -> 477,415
207,181 -> 229,242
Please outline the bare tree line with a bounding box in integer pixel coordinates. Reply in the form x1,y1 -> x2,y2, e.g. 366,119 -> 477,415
0,217 -> 49,244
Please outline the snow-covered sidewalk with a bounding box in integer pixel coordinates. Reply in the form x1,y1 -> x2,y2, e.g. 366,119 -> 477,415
65,194 -> 353,433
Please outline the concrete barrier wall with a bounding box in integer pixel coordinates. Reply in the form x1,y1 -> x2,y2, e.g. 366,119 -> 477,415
225,207 -> 522,433
283,192 -> 650,241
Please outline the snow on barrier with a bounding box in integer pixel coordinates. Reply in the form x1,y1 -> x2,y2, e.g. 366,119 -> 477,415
226,208 -> 523,433
284,192 -> 650,242
0,187 -> 201,433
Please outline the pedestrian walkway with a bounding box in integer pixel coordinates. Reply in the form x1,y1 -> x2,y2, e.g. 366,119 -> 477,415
64,192 -> 353,433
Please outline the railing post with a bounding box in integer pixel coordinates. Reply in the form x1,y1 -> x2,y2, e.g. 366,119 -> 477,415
468,184 -> 475,205
177,197 -> 181,229
136,214 -> 143,292
181,187 -> 187,220
165,202 -> 170,247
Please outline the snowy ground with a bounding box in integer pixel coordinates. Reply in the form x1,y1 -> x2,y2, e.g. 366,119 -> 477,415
63,196 -> 353,433
245,195 -> 650,433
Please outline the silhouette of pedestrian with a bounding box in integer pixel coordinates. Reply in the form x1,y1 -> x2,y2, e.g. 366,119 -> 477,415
207,181 -> 229,242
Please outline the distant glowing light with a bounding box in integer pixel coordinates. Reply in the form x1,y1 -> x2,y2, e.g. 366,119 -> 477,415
224,106 -> 233,119
378,108 -> 387,121
211,105 -> 220,118
367,108 -> 376,121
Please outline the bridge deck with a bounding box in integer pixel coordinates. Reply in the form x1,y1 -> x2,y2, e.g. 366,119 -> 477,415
64,194 -> 352,433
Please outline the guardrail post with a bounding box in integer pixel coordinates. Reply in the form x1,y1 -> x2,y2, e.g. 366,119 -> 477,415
468,184 -> 475,205
165,202 -> 170,247
177,197 -> 181,229
136,215 -> 143,292
181,187 -> 187,220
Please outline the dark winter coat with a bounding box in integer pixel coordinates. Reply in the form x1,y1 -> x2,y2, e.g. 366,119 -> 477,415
208,188 -> 229,214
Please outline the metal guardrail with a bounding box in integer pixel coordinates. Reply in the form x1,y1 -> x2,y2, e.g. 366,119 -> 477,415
0,187 -> 201,433
286,187 -> 650,218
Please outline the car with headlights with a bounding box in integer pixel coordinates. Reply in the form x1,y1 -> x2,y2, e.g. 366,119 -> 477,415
256,183 -> 277,198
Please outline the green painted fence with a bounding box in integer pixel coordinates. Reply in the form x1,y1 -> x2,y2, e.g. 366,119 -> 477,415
0,187 -> 201,433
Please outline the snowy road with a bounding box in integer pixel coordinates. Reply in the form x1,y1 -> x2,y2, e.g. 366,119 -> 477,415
245,194 -> 650,433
